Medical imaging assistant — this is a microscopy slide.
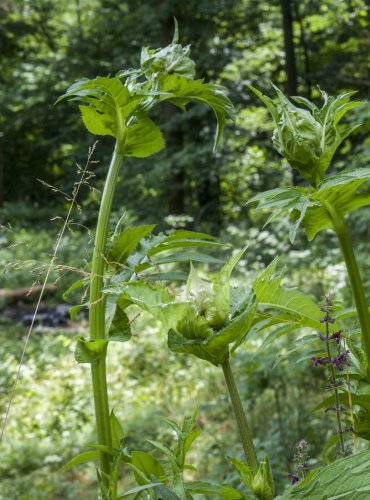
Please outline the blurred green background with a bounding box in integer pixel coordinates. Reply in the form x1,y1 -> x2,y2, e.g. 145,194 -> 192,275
0,0 -> 369,498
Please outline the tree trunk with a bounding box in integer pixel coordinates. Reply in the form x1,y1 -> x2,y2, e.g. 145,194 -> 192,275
280,0 -> 298,96
160,11 -> 186,216
0,137 -> 3,207
280,0 -> 300,186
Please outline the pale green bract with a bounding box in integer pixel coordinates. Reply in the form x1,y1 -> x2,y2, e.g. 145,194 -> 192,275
248,85 -> 363,185
230,455 -> 274,500
109,248 -> 258,366
57,27 -> 233,153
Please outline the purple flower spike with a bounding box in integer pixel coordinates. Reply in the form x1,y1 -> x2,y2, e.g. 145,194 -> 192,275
331,330 -> 343,345
288,473 -> 300,485
311,356 -> 327,367
334,349 -> 350,371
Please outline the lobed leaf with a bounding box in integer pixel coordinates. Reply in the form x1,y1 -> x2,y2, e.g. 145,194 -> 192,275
158,74 -> 234,150
253,258 -> 335,332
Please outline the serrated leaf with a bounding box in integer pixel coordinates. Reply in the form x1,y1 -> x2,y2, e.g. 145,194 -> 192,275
117,281 -> 191,330
247,85 -> 279,123
75,336 -> 108,364
115,483 -> 162,499
79,105 -> 115,136
314,392 -> 370,413
280,451 -> 370,499
247,187 -> 314,243
61,450 -> 99,471
143,271 -> 189,282
158,74 -> 234,150
149,238 -> 224,256
105,297 -> 131,342
141,31 -> 195,80
221,486 -> 244,499
185,481 -> 222,495
109,224 -> 156,265
63,279 -> 87,301
303,168 -> 370,240
153,483 -> 181,500
131,451 -> 166,485
57,76 -> 138,143
147,440 -> 179,472
125,117 -> 165,158
163,230 -> 217,241
110,410 -> 125,450
182,428 -> 201,460
153,252 -> 223,265
253,258 -> 335,332
229,456 -> 254,489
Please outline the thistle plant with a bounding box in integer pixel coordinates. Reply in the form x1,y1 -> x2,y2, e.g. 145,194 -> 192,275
58,25 -> 233,496
247,86 -> 370,374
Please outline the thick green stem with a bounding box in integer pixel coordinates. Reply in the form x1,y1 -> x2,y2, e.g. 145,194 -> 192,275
90,142 -> 124,481
221,357 -> 259,472
321,200 -> 370,371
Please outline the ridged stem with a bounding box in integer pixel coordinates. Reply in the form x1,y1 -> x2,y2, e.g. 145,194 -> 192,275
89,142 -> 124,483
221,357 -> 259,472
320,199 -> 370,372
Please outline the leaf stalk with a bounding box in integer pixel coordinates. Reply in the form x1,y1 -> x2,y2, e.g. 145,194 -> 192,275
221,357 -> 259,472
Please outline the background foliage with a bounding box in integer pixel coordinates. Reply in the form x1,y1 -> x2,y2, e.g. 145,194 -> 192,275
0,0 -> 369,498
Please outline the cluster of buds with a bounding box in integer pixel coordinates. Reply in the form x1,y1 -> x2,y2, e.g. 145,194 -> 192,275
288,439 -> 310,485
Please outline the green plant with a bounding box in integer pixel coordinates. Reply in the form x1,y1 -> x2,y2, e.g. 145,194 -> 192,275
247,86 -> 370,374
58,25 -> 233,497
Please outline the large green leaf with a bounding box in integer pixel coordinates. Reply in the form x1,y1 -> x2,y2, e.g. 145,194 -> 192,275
124,117 -> 165,157
131,451 -> 166,485
57,76 -> 143,142
158,74 -> 234,150
253,258 -> 334,332
303,168 -> 370,240
247,187 -> 315,243
279,451 -> 370,499
247,169 -> 370,242
108,224 -> 156,265
105,295 -> 132,342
